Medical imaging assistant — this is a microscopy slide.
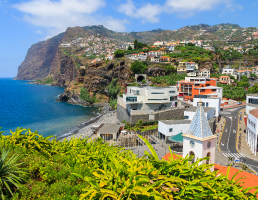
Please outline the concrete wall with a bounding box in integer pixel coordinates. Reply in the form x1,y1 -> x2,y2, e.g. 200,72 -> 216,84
117,103 -> 186,124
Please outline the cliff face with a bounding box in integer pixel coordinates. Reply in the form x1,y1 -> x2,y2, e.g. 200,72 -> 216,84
16,33 -> 64,80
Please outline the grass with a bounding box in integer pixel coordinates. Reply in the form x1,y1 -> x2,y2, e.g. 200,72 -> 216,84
132,125 -> 158,132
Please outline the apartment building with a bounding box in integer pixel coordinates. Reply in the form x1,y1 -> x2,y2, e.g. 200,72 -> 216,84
199,68 -> 210,78
247,109 -> 258,156
246,94 -> 258,114
177,77 -> 222,101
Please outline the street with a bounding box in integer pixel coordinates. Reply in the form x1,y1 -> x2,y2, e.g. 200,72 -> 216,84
220,106 -> 258,173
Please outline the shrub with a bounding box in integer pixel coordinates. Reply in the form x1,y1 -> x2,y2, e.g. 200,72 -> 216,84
79,87 -> 96,104
0,147 -> 26,199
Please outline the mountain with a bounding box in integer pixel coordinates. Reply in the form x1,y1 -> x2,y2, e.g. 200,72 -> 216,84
16,23 -> 258,82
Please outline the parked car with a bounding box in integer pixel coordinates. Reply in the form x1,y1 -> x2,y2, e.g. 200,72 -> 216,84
237,102 -> 242,105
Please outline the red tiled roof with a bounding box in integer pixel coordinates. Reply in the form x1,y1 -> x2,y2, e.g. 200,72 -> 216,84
220,76 -> 230,78
249,109 -> 258,119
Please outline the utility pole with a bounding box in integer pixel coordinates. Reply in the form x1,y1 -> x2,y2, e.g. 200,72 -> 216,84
238,59 -> 241,82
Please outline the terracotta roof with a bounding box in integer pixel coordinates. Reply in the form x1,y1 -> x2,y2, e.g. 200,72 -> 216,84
163,153 -> 258,196
188,62 -> 195,63
219,81 -> 228,84
220,76 -> 230,78
151,46 -> 156,48
249,109 -> 258,119
210,77 -> 218,79
139,52 -> 144,54
161,56 -> 169,59
200,68 -> 208,72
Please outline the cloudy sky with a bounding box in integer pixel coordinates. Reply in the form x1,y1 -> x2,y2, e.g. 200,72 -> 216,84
0,0 -> 257,77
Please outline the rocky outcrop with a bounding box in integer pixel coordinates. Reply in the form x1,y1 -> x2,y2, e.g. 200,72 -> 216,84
16,33 -> 64,80
147,67 -> 166,77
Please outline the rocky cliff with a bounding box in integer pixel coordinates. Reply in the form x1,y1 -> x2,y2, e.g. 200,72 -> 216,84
16,33 -> 65,80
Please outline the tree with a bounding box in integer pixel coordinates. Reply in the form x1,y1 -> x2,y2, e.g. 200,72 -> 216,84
134,39 -> 138,49
248,84 -> 258,93
108,78 -> 120,100
250,73 -> 256,79
241,75 -> 249,82
128,45 -> 132,50
80,87 -> 95,104
238,81 -> 250,88
130,61 -> 146,74
114,49 -> 124,58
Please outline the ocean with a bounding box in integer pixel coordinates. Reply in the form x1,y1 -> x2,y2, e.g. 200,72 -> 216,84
0,78 -> 98,138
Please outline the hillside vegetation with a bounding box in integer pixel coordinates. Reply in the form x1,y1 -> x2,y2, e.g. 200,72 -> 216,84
0,128 -> 258,199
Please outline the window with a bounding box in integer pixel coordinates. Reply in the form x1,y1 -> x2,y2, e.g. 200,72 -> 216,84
126,97 -> 137,102
249,98 -> 258,105
169,128 -> 173,132
200,89 -> 205,92
206,152 -> 211,164
195,84 -> 199,86
206,84 -> 210,86
185,116 -> 189,119
170,96 -> 177,101
206,102 -> 209,107
212,89 -> 217,92
151,92 -> 164,94
169,91 -> 175,93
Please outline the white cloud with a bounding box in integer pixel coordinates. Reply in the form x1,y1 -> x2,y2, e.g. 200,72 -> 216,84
118,0 -> 242,21
35,30 -> 42,34
118,0 -> 162,23
13,0 -> 127,39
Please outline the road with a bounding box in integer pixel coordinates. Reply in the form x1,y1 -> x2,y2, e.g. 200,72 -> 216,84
220,106 -> 258,173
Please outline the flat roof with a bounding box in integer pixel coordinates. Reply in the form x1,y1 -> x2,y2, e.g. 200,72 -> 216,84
186,106 -> 214,113
159,120 -> 192,125
247,93 -> 258,97
98,123 -> 121,134
127,86 -> 176,89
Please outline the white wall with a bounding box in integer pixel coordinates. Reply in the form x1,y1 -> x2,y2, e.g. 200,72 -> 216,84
193,98 -> 221,117
246,95 -> 258,114
184,108 -> 215,120
247,112 -> 258,156
158,121 -> 190,137
183,136 -> 216,171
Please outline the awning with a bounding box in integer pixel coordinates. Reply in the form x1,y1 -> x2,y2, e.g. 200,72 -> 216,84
168,132 -> 183,143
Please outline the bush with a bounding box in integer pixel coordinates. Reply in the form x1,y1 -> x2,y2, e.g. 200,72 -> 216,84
79,87 -> 96,104
0,128 -> 257,199
130,61 -> 146,74
141,79 -> 147,84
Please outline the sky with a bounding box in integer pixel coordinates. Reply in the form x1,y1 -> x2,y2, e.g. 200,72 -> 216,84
0,0 -> 258,77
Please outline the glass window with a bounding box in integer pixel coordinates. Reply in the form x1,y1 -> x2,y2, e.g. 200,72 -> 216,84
169,91 -> 175,93
170,96 -> 177,101
184,116 -> 189,119
126,97 -> 137,102
169,128 -> 173,132
206,102 -> 208,107
151,92 -> 164,94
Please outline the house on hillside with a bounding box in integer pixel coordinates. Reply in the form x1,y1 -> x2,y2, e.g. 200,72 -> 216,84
199,68 -> 210,78
160,56 -> 171,63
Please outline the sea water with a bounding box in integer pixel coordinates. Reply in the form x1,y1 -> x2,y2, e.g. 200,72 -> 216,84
0,78 -> 98,138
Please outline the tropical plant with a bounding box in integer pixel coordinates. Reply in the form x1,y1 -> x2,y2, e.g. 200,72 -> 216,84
0,147 -> 26,199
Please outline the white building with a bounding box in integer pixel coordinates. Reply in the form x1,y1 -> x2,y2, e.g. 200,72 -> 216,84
193,96 -> 221,117
154,41 -> 165,46
246,94 -> 258,114
183,102 -> 216,171
125,43 -> 134,50
247,109 -> 258,156
158,120 -> 191,141
184,106 -> 215,120
123,86 -> 178,114
199,68 -> 210,78
222,66 -> 237,79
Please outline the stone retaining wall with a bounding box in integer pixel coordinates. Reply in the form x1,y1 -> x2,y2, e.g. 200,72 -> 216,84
117,104 -> 186,124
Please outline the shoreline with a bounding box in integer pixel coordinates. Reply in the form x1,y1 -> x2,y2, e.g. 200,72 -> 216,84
57,110 -> 119,141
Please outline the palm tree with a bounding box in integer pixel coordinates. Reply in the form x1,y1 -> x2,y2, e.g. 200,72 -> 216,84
0,147 -> 26,199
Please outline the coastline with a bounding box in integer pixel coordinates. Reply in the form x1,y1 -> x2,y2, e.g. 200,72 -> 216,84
26,80 -> 119,141
57,110 -> 119,141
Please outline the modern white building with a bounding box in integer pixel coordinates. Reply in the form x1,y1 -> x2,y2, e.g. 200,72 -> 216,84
246,94 -> 258,114
247,109 -> 258,156
183,102 -> 216,171
193,96 -> 221,117
184,106 -> 215,120
158,120 -> 191,141
123,86 -> 178,114
222,66 -> 237,79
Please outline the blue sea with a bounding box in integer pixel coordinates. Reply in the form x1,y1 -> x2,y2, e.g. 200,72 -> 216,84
0,78 -> 98,138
